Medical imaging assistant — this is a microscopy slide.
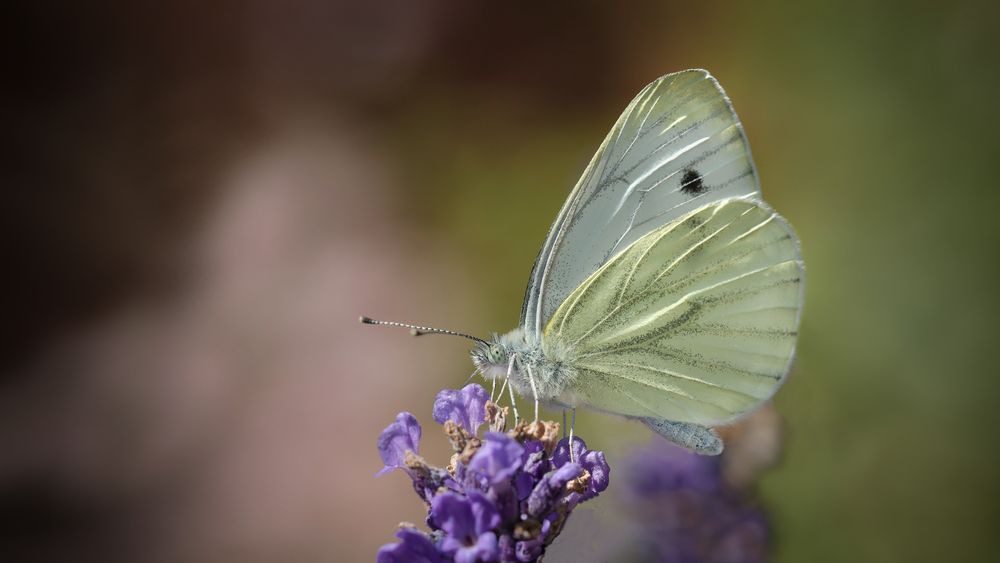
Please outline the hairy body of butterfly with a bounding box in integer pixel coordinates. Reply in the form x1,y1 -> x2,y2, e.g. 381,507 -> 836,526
368,69 -> 804,456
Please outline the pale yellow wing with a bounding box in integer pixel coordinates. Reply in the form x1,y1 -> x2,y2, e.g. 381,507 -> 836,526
543,198 -> 803,426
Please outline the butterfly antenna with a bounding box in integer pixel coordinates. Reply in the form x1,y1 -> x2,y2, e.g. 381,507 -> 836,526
359,316 -> 488,345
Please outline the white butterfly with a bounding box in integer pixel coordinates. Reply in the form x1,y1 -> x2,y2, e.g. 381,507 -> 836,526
364,69 -> 804,455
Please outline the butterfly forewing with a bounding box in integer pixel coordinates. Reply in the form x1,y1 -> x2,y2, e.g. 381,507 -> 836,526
543,200 -> 803,425
521,70 -> 761,340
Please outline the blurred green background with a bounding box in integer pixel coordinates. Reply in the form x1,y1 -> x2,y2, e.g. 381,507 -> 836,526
3,1 -> 999,562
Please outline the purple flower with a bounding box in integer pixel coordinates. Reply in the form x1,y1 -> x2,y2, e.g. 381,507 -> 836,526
376,412 -> 421,476
578,449 -> 610,499
433,384 -> 490,435
432,491 -> 501,562
514,441 -> 549,500
526,462 -> 582,517
552,436 -> 611,501
375,528 -> 446,563
467,432 -> 524,487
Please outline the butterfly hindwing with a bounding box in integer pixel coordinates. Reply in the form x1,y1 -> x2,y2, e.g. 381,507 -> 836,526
542,199 -> 803,425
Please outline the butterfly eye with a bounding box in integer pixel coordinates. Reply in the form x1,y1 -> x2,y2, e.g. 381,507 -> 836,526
680,168 -> 707,196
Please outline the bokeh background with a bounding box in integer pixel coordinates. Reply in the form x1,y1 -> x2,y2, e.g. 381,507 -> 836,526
4,1 -> 999,562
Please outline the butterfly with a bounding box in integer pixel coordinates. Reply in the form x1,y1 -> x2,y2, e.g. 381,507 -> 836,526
363,69 -> 804,455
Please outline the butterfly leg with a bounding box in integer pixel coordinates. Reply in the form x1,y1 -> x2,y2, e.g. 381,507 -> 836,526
561,410 -> 567,438
490,372 -> 497,402
506,355 -> 520,425
525,364 -> 540,422
496,376 -> 508,406
641,417 -> 723,456
568,408 -> 577,462
496,378 -> 513,426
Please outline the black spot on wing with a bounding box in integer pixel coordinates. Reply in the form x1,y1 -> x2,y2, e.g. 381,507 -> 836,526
680,168 -> 707,196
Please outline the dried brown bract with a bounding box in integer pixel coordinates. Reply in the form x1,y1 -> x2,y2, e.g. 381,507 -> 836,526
485,400 -> 509,432
510,419 -> 561,454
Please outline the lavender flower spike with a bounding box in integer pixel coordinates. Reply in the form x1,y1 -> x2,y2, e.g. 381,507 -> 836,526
376,411 -> 421,476
433,384 -> 490,435
376,390 -> 610,562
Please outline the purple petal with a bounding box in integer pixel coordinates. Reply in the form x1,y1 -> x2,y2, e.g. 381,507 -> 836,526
498,534 -> 516,561
515,441 -> 549,501
414,468 -> 460,507
432,492 -> 477,542
376,412 -> 421,476
467,491 -> 501,534
526,462 -> 583,517
521,441 -> 550,480
551,436 -> 588,468
375,543 -> 403,563
514,471 -> 536,501
376,528 -> 444,563
520,441 -> 546,471
432,384 -> 490,435
455,532 -> 499,563
579,449 -> 611,499
439,536 -> 465,557
468,432 -> 524,486
432,491 -> 500,548
515,537 -> 543,562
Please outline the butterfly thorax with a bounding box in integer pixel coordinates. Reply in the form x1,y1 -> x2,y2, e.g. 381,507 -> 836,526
470,328 -> 578,404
